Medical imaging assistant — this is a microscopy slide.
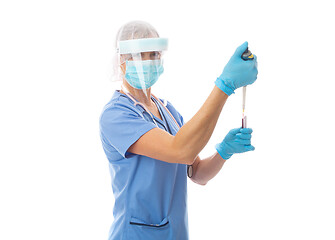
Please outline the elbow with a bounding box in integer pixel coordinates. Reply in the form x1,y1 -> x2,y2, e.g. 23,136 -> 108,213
186,157 -> 197,166
197,181 -> 207,186
171,138 -> 197,165
173,144 -> 196,165
179,152 -> 197,165
191,177 -> 207,186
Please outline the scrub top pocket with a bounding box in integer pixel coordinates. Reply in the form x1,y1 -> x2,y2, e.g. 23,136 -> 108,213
128,216 -> 172,239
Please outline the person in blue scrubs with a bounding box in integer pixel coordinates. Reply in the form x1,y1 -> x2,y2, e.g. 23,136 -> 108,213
99,21 -> 258,240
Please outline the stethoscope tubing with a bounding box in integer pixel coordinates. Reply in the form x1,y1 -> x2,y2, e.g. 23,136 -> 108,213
121,84 -> 181,130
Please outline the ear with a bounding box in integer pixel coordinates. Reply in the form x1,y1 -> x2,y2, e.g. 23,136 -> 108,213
120,61 -> 126,74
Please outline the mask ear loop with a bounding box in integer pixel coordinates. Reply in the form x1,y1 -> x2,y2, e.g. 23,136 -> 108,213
118,52 -> 132,76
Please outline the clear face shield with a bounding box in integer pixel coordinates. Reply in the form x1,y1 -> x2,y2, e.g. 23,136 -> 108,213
117,38 -> 168,98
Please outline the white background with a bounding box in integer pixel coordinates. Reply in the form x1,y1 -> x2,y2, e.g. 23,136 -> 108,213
1,0 -> 334,239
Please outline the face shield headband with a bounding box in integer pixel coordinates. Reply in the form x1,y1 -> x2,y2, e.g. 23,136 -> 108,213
117,38 -> 168,54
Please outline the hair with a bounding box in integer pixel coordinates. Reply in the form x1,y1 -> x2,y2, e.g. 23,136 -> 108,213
115,21 -> 159,48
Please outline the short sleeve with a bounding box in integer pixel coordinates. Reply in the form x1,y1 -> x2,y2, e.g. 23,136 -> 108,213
99,102 -> 157,158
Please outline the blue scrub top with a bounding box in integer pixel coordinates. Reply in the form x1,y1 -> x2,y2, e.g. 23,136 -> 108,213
99,90 -> 189,240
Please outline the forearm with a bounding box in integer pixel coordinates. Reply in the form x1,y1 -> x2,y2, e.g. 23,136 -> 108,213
173,86 -> 228,164
191,152 -> 226,185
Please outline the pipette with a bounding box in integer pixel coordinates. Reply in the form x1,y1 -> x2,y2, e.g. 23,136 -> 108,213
241,47 -> 254,128
242,86 -> 247,128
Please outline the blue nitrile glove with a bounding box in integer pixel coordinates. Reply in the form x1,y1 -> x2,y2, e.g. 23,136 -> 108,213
215,41 -> 258,96
215,128 -> 255,160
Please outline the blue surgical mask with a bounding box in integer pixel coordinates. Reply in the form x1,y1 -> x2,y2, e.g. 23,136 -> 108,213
125,60 -> 164,89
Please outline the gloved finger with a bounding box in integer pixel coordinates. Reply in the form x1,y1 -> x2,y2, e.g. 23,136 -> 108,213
233,41 -> 248,58
244,145 -> 255,151
235,139 -> 251,145
240,128 -> 253,134
236,133 -> 251,140
253,54 -> 257,65
242,54 -> 257,68
244,59 -> 256,71
253,55 -> 258,70
245,67 -> 258,86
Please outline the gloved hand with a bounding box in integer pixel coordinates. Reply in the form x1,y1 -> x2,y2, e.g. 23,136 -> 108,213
215,128 -> 255,160
215,41 -> 258,96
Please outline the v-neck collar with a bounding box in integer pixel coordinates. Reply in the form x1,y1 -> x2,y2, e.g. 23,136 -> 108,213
115,90 -> 172,133
151,96 -> 166,125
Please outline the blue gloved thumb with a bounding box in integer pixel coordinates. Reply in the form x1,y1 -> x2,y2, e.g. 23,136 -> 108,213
233,41 -> 248,58
229,128 -> 241,135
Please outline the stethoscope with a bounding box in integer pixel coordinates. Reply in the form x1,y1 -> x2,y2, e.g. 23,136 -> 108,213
120,84 -> 193,178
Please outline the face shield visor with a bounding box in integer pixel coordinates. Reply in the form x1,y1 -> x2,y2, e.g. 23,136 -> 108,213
117,37 -> 168,97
